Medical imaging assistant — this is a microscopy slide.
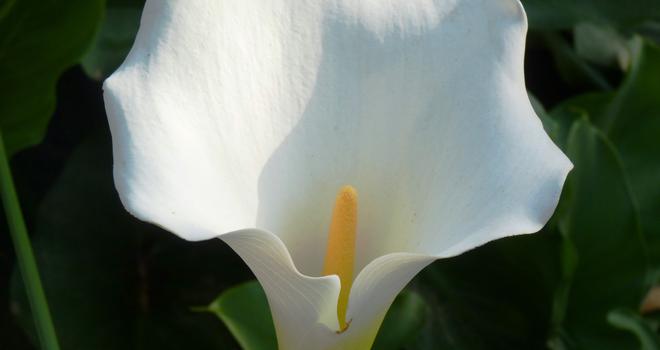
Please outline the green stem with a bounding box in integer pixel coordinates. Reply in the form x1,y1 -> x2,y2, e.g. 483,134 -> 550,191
0,130 -> 60,350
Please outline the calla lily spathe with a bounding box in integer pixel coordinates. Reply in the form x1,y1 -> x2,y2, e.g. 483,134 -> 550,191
103,0 -> 572,349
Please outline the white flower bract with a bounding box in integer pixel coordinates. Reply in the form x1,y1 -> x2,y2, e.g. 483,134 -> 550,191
103,0 -> 573,349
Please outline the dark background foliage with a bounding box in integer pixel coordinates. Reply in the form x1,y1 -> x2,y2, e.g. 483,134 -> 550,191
1,1 -> 659,349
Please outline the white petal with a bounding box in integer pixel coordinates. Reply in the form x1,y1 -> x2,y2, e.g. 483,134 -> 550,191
219,230 -> 341,349
105,0 -> 572,347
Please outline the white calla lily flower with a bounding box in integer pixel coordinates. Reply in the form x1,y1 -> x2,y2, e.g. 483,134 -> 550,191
103,0 -> 572,349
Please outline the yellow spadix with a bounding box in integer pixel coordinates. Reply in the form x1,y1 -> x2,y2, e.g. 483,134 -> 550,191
322,185 -> 358,332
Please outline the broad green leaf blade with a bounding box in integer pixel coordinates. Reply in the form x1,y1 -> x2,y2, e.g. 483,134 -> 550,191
0,0 -> 104,155
551,40 -> 660,281
205,281 -> 277,350
608,309 -> 660,350
413,232 -> 562,350
82,0 -> 145,80
597,40 -> 660,278
207,281 -> 430,350
552,118 -> 648,349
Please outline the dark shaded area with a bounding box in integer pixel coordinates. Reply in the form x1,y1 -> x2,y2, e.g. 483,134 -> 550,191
1,68 -> 252,349
1,67 -> 98,350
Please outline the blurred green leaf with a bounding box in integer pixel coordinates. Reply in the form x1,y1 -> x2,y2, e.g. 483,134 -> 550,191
373,290 -> 428,350
0,0 -> 16,20
82,0 -> 145,80
550,39 -> 660,281
574,23 -> 634,69
637,21 -> 660,44
543,32 -> 613,91
206,280 -> 430,350
595,40 -> 660,279
550,118 -> 647,349
521,0 -> 660,30
204,281 -> 277,350
0,0 -> 104,155
608,309 -> 660,350
11,127 -> 249,349
550,93 -> 613,149
412,232 -> 562,350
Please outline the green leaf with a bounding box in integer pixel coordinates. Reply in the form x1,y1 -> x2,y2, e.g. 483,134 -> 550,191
543,32 -> 613,91
550,118 -> 648,349
204,281 -> 277,350
412,231 -> 562,350
608,309 -> 660,350
82,0 -> 145,80
0,0 -> 104,155
550,40 -> 660,282
10,127 -> 249,349
596,40 -> 660,279
549,92 -> 614,149
637,21 -> 660,44
206,280 -> 430,350
521,0 -> 660,30
574,23 -> 634,70
0,0 -> 16,20
372,290 -> 428,350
